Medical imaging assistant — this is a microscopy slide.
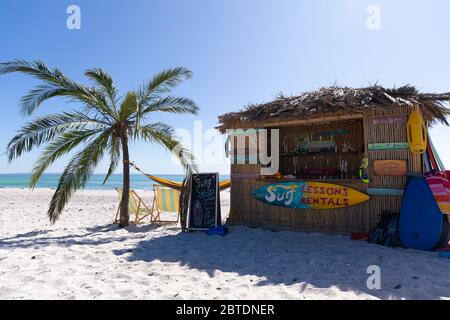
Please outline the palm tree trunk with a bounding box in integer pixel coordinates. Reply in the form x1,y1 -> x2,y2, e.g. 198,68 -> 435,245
119,133 -> 130,227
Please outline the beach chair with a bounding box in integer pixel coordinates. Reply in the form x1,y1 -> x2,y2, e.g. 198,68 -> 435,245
115,188 -> 154,224
151,185 -> 180,223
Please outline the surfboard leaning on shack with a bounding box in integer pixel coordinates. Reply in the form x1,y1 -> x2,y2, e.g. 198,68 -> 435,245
253,182 -> 369,210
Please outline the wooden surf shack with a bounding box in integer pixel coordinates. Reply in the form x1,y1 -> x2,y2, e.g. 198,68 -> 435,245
218,86 -> 450,233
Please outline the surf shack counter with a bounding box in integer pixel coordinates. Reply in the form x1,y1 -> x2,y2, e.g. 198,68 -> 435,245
218,86 -> 448,234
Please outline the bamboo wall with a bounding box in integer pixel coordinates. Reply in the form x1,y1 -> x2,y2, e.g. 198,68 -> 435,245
228,106 -> 422,234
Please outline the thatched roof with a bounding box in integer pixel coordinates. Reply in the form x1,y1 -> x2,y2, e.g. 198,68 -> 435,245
217,85 -> 450,132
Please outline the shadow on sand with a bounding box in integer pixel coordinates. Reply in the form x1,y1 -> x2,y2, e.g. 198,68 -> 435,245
123,226 -> 449,300
0,223 -> 163,249
2,222 -> 448,299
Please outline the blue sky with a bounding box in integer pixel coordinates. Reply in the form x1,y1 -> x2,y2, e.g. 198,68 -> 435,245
0,0 -> 449,174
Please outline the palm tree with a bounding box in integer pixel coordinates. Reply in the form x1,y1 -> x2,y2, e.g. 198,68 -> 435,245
0,60 -> 198,227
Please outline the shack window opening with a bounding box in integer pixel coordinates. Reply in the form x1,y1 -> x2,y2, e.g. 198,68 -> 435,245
272,119 -> 364,181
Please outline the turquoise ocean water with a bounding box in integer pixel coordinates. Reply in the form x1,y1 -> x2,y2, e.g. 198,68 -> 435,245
0,173 -> 230,190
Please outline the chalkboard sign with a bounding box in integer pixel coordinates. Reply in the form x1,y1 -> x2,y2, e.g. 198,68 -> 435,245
188,173 -> 221,230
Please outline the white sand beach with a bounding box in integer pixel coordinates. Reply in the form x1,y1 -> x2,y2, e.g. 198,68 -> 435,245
0,188 -> 449,300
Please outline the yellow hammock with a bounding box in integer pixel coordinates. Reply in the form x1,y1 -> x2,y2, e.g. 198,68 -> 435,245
130,162 -> 231,191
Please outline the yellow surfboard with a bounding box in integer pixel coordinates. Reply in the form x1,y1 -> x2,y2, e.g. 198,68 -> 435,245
254,181 -> 369,209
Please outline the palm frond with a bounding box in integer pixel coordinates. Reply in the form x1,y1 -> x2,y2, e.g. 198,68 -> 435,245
21,83 -> 115,120
85,68 -> 118,108
0,60 -> 116,119
7,112 -> 106,161
102,134 -> 121,185
30,129 -> 106,188
136,124 -> 197,173
141,96 -> 199,115
47,130 -> 110,223
0,60 -> 64,85
19,84 -> 69,116
137,67 -> 193,105
119,92 -> 138,122
138,122 -> 174,136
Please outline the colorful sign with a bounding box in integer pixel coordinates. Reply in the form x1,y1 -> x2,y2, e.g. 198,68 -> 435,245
297,140 -> 336,154
373,160 -> 407,176
368,142 -> 409,151
366,188 -> 404,196
313,129 -> 350,138
253,182 -> 369,209
283,132 -> 310,142
369,115 -> 408,125
228,129 -> 262,136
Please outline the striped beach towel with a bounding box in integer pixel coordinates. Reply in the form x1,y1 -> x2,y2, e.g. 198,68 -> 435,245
424,171 -> 450,219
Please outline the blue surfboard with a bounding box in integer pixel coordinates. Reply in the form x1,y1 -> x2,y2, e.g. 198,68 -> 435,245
399,177 -> 443,251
